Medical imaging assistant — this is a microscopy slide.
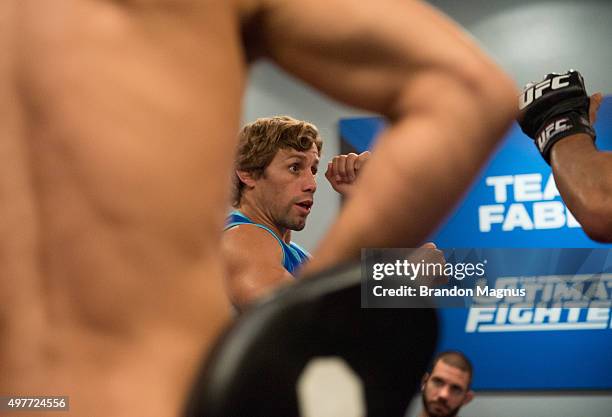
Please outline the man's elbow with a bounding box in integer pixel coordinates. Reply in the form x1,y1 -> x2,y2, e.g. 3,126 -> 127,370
459,60 -> 519,131
389,60 -> 518,137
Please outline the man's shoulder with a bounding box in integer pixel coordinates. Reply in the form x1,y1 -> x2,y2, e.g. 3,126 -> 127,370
223,223 -> 285,261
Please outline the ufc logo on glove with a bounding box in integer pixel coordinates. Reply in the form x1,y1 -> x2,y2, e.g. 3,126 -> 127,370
518,70 -> 595,164
536,118 -> 571,151
519,74 -> 571,109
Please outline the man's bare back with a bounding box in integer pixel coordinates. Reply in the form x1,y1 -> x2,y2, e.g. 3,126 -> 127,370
1,1 -> 243,415
0,0 -> 517,416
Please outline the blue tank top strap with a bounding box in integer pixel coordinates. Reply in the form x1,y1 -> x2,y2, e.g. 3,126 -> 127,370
285,242 -> 310,275
224,210 -> 310,275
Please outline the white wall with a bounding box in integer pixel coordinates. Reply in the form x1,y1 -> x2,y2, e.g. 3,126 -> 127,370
429,0 -> 611,92
405,391 -> 612,417
243,1 -> 612,415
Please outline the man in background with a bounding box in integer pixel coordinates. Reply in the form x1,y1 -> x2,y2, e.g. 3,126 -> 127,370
223,116 -> 371,309
418,351 -> 475,417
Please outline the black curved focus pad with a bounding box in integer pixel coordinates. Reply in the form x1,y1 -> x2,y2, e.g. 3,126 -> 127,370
184,262 -> 438,417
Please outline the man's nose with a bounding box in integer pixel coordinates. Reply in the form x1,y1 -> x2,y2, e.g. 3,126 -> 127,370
303,172 -> 317,193
437,385 -> 451,401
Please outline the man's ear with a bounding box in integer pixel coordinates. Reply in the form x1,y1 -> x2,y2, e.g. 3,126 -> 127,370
421,373 -> 429,391
236,170 -> 257,188
462,389 -> 475,406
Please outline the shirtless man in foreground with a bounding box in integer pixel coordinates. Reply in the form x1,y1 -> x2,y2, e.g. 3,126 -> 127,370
0,1 -> 517,416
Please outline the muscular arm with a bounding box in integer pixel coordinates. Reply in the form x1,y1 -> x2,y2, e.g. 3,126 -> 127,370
551,135 -> 612,242
252,0 -> 518,272
222,226 -> 293,310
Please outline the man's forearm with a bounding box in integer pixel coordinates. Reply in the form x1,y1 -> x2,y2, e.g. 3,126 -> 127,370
306,69 -> 517,273
551,135 -> 612,241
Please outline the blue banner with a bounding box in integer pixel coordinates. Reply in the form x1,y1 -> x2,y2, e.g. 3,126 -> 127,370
340,97 -> 612,390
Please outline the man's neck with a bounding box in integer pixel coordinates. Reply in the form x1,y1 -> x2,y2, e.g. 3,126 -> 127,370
236,203 -> 291,244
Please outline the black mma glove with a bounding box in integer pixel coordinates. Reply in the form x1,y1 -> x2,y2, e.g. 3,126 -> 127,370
518,70 -> 595,164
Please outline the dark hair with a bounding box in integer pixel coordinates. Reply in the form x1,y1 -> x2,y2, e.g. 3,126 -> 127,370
430,350 -> 473,387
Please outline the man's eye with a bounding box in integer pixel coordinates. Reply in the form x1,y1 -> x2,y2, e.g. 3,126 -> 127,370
289,165 -> 300,173
312,167 -> 318,175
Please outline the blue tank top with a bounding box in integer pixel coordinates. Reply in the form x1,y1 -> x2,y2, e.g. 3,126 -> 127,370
224,211 -> 310,276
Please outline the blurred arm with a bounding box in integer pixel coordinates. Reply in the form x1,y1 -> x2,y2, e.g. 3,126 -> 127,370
252,0 -> 518,272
